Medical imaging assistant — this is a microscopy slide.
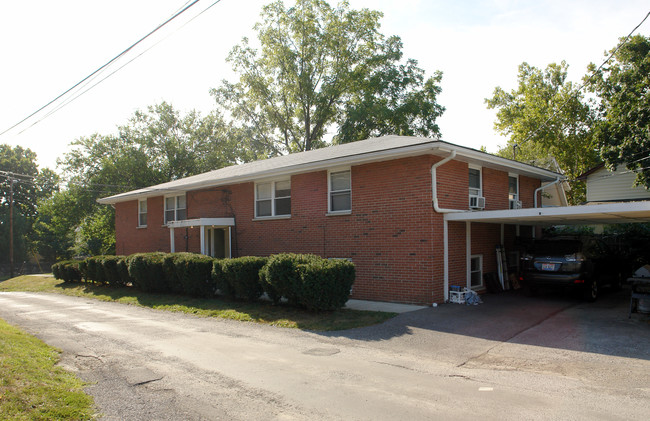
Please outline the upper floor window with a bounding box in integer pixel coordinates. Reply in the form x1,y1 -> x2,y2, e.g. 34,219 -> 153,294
468,166 -> 482,196
255,180 -> 291,218
329,169 -> 351,213
508,174 -> 521,209
138,199 -> 147,227
165,195 -> 186,224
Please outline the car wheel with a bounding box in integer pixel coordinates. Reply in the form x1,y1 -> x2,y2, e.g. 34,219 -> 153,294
584,279 -> 598,302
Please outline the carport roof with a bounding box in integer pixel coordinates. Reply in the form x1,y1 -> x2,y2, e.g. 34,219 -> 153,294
444,201 -> 650,226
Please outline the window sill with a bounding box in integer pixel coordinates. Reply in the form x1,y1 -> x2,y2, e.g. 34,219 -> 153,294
252,215 -> 291,222
136,225 -> 147,229
326,210 -> 351,216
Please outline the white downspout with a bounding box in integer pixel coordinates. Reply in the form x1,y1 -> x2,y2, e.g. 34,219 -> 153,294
534,177 -> 562,208
431,150 -> 466,304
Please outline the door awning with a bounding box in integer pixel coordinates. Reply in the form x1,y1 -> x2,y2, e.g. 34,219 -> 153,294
444,201 -> 650,226
167,218 -> 235,229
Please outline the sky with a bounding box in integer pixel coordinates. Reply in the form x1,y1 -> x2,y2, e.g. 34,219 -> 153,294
0,0 -> 649,172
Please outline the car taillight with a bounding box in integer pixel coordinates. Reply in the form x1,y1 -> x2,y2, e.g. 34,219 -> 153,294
522,254 -> 533,261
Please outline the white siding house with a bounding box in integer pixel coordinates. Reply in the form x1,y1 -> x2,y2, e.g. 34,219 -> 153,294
580,164 -> 650,203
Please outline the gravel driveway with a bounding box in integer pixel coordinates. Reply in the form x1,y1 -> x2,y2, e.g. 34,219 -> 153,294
0,289 -> 648,420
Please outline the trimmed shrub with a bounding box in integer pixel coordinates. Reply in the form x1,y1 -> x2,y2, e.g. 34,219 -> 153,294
84,256 -> 108,284
221,256 -> 268,301
172,253 -> 216,297
297,259 -> 355,311
126,252 -> 168,293
212,259 -> 229,296
52,261 -> 83,283
162,253 -> 194,294
259,253 -> 321,305
102,255 -> 129,287
77,260 -> 88,282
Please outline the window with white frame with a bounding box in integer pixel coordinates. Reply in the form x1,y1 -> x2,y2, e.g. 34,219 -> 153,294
255,180 -> 291,218
509,174 -> 519,200
470,255 -> 483,288
329,169 -> 351,213
468,166 -> 482,197
138,199 -> 147,227
164,195 -> 186,224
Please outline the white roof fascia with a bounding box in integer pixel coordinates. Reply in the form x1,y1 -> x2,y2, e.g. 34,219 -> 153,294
444,201 -> 650,226
98,138 -> 563,205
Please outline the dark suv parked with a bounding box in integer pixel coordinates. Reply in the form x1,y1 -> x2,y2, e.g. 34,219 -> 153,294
520,237 -> 622,301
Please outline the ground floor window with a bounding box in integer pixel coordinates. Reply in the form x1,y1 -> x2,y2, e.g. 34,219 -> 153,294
470,255 -> 483,288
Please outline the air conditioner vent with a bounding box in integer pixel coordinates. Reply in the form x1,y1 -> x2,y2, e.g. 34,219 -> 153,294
469,195 -> 486,209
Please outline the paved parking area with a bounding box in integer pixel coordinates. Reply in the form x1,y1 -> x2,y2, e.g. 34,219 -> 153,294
0,288 -> 648,420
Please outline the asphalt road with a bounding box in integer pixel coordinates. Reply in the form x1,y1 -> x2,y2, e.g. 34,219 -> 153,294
0,290 -> 648,420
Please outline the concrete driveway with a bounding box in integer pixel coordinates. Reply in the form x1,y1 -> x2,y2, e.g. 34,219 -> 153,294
0,288 -> 648,420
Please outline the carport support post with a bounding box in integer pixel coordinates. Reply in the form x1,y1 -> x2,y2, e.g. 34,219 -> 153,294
170,227 -> 175,253
466,221 -> 471,290
443,218 -> 449,302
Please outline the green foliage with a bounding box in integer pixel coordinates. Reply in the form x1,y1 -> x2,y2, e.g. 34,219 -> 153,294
212,0 -> 443,156
126,253 -> 168,293
260,253 -> 355,310
212,259 -> 228,296
485,61 -> 598,204
0,144 -> 58,263
260,253 -> 321,305
83,256 -> 107,284
162,253 -> 215,297
221,256 -> 268,301
98,255 -> 129,287
73,207 -> 116,257
297,258 -> 355,311
51,261 -> 82,283
589,35 -> 650,188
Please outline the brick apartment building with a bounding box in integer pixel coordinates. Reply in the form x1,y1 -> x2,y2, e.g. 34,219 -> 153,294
98,136 -> 565,305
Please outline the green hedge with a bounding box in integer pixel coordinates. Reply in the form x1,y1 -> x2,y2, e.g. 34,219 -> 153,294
221,256 -> 268,301
260,253 -> 321,305
260,254 -> 355,310
168,253 -> 215,297
297,259 -> 355,311
56,252 -> 355,311
126,252 -> 167,292
51,261 -> 83,283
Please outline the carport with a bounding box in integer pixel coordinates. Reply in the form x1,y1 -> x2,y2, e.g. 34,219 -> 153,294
442,201 -> 650,300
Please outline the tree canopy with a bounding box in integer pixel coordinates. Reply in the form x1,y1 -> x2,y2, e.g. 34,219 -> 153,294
211,0 -> 444,156
34,102 -> 232,259
485,61 -> 599,204
589,34 -> 650,188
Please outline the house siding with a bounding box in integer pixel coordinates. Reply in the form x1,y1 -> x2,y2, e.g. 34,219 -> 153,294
113,155 -> 542,304
586,166 -> 650,202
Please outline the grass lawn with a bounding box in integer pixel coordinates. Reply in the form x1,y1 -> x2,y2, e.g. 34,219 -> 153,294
0,275 -> 396,331
0,318 -> 95,420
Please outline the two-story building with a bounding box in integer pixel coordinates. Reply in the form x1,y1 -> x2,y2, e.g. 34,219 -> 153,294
98,136 -> 567,305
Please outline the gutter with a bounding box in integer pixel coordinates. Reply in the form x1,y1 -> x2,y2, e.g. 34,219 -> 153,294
534,177 -> 563,208
431,150 -> 465,214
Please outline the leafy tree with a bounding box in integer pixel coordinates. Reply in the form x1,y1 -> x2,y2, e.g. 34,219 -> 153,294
211,0 -> 444,156
0,145 -> 58,264
36,102 -> 233,260
335,36 -> 444,143
485,61 -> 598,204
589,35 -> 650,188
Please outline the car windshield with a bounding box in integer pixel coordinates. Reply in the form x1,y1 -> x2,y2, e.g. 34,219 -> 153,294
530,240 -> 582,256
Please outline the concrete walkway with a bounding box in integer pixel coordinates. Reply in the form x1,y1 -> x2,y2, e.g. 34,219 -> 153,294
344,299 -> 429,313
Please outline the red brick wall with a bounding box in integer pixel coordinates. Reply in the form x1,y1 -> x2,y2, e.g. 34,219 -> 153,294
113,155 -> 545,304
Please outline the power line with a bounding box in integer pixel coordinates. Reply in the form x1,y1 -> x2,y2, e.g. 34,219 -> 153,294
0,0 -> 203,137
515,10 -> 650,148
18,0 -> 225,135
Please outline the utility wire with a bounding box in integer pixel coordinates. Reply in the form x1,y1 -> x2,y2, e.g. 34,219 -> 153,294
19,0 -> 225,135
0,0 -> 202,137
515,10 -> 650,148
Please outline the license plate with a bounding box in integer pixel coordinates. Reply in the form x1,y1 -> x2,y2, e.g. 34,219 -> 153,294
541,263 -> 556,271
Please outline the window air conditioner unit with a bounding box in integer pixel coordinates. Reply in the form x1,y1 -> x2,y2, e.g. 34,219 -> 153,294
509,199 -> 523,209
469,195 -> 486,209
